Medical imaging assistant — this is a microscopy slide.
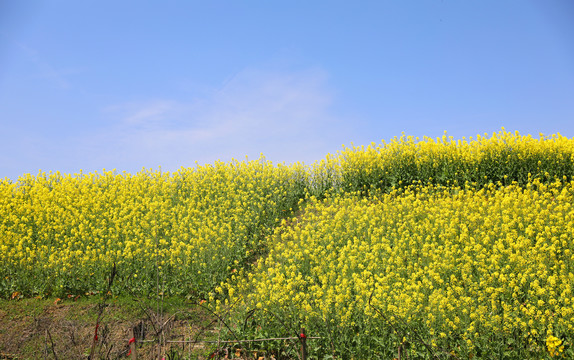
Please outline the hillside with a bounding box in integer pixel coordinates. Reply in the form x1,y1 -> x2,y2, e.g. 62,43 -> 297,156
1,129 -> 574,359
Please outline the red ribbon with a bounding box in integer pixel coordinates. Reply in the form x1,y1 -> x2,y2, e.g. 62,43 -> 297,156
127,337 -> 136,356
94,323 -> 99,341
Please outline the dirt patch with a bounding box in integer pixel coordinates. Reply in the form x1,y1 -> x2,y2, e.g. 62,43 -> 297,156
0,298 -> 220,360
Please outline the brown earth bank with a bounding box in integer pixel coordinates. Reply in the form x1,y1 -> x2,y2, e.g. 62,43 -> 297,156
0,296 -> 248,360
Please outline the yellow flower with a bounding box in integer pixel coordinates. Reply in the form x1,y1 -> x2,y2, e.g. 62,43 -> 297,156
546,335 -> 564,357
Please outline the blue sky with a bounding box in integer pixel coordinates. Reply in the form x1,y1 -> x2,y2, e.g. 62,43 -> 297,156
1,1 -> 573,181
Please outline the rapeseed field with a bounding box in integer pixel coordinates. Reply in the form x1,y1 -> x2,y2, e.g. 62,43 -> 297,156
223,179 -> 574,358
1,158 -> 307,298
2,129 -> 574,358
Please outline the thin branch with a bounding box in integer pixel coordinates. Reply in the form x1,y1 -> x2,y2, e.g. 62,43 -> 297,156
45,328 -> 59,360
368,287 -> 441,360
88,262 -> 117,360
195,302 -> 242,344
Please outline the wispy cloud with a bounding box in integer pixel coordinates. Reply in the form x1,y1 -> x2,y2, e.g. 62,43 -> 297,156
77,66 -> 357,174
0,31 -> 80,89
103,100 -> 180,127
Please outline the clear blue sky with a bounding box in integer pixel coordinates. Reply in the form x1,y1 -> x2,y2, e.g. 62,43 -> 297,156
1,1 -> 573,181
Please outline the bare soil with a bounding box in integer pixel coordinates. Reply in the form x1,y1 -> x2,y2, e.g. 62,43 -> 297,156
0,296 -> 222,360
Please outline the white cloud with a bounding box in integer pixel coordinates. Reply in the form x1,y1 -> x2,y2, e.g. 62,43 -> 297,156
74,66 -> 357,174
104,100 -> 179,126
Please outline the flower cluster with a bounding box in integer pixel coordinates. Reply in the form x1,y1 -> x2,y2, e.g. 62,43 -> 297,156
547,335 -> 565,357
